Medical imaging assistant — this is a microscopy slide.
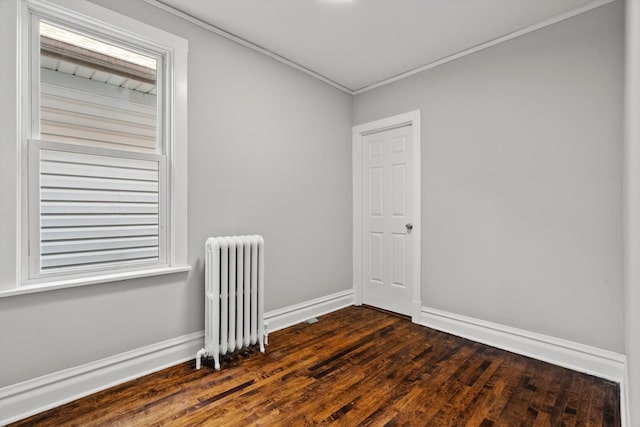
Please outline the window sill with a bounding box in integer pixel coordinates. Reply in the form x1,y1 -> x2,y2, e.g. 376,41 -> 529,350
0,265 -> 192,298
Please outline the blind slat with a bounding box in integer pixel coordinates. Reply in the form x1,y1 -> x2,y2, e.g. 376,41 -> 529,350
41,247 -> 159,268
41,215 -> 158,227
42,175 -> 158,192
42,225 -> 158,240
42,189 -> 158,203
42,236 -> 159,254
42,201 -> 158,214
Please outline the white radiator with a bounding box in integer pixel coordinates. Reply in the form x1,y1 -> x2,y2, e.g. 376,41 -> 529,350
196,235 -> 266,370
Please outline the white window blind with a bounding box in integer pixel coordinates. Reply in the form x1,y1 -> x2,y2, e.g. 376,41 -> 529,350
30,141 -> 166,275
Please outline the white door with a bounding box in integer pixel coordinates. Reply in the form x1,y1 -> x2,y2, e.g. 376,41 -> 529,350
362,124 -> 414,316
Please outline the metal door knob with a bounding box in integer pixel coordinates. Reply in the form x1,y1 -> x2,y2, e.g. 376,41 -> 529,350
406,223 -> 413,231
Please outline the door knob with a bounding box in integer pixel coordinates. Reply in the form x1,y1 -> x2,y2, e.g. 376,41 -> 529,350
406,223 -> 413,231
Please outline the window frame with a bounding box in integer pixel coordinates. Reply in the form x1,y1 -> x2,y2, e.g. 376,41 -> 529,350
14,0 -> 190,291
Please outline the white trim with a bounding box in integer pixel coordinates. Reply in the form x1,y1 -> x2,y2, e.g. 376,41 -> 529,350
0,265 -> 191,298
622,364 -> 630,427
143,0 -> 352,95
146,0 -> 613,95
0,290 -> 354,424
24,0 -> 188,53
420,306 -> 626,383
15,0 -> 24,293
0,331 -> 204,426
264,289 -> 354,333
0,295 -> 625,424
353,0 -> 617,94
352,110 -> 421,323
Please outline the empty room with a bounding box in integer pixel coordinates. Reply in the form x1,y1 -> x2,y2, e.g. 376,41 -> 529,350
0,0 -> 639,425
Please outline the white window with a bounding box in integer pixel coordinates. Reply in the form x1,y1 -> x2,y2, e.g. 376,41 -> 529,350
18,0 -> 189,290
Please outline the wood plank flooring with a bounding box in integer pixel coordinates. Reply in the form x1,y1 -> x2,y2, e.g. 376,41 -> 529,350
11,306 -> 620,426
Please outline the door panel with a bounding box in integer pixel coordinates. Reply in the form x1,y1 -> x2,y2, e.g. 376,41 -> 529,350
392,164 -> 407,216
369,167 -> 384,217
369,232 -> 384,283
392,233 -> 407,287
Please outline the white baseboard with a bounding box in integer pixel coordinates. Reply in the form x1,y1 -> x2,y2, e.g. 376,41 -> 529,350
420,306 -> 626,383
0,290 -> 355,425
2,296 -> 623,426
0,331 -> 204,426
265,289 -> 354,333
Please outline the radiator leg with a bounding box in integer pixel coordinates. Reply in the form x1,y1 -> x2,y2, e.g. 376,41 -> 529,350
263,322 -> 269,349
195,348 -> 207,370
214,353 -> 221,370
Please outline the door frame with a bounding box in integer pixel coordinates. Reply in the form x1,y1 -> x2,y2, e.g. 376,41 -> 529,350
352,110 -> 421,323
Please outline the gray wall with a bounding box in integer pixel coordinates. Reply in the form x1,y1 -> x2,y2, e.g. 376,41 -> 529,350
0,0 -> 625,393
0,0 -> 352,387
353,2 -> 624,352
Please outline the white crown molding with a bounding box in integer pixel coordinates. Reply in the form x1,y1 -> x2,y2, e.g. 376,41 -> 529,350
352,0 -> 618,94
143,0 -> 353,95
420,306 -> 626,382
145,0 -> 615,96
0,331 -> 204,425
265,289 -> 354,333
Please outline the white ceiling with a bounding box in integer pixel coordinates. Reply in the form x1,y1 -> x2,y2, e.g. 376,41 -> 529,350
155,0 -> 604,93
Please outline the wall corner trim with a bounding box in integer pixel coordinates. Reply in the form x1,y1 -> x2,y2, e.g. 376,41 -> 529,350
622,362 -> 631,427
420,306 -> 626,383
0,331 -> 204,425
265,289 -> 355,333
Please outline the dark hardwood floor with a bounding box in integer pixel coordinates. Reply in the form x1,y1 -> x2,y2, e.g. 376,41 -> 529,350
11,306 -> 620,426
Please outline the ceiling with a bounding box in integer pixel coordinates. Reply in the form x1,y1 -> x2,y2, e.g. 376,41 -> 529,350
153,0 -> 606,93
